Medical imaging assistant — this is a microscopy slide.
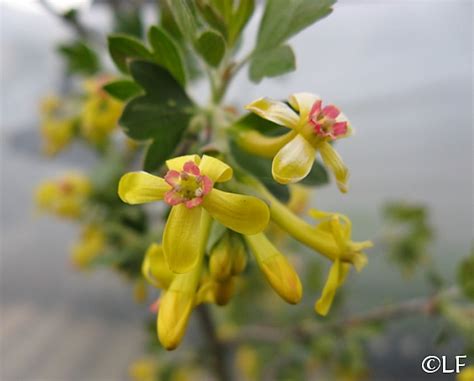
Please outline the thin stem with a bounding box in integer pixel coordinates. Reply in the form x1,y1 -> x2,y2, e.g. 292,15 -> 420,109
226,287 -> 459,345
38,0 -> 101,45
196,305 -> 234,381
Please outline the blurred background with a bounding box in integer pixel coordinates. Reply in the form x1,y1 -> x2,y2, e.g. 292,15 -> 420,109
0,0 -> 472,380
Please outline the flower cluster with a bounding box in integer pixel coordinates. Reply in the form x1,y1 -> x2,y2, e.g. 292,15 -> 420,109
118,121 -> 372,348
39,76 -> 123,156
35,172 -> 91,219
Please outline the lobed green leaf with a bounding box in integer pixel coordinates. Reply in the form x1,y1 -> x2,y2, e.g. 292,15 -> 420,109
119,61 -> 194,171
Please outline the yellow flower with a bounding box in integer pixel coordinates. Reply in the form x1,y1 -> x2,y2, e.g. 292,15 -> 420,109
243,93 -> 352,192
253,185 -> 371,315
128,358 -> 158,381
80,78 -> 123,144
70,225 -> 105,269
39,95 -> 76,156
245,233 -> 302,304
145,212 -> 212,349
35,173 -> 91,219
458,366 -> 474,381
119,155 -> 270,273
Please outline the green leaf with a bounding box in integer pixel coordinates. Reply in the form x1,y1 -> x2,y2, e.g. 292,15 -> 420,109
300,161 -> 329,186
148,26 -> 186,86
196,0 -> 228,38
230,140 -> 289,202
102,80 -> 143,101
196,30 -> 226,67
159,0 -> 183,38
256,0 -> 335,51
119,61 -> 193,171
166,0 -> 199,42
57,40 -> 100,75
249,44 -> 295,82
108,35 -> 153,74
228,0 -> 255,45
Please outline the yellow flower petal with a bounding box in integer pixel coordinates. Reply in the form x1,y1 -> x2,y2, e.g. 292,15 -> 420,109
237,130 -> 297,158
118,172 -> 170,204
166,155 -> 200,171
245,98 -> 299,128
272,134 -> 316,184
245,233 -> 302,304
142,243 -> 175,289
202,189 -> 269,235
315,260 -> 350,316
199,155 -> 233,183
288,92 -> 321,120
163,204 -> 202,273
319,142 -> 349,193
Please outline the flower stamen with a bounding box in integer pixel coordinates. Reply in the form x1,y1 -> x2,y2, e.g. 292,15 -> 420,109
309,100 -> 348,140
164,161 -> 213,208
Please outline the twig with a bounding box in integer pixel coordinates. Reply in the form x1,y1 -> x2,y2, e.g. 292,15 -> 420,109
196,305 -> 234,381
38,0 -> 100,44
226,287 -> 459,345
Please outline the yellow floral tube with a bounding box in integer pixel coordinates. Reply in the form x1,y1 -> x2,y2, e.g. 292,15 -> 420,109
263,188 -> 371,268
236,129 -> 297,158
157,210 -> 212,350
245,233 -> 302,304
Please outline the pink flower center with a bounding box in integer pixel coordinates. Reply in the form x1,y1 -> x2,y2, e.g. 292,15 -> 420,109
308,100 -> 348,140
59,180 -> 75,194
164,161 -> 213,209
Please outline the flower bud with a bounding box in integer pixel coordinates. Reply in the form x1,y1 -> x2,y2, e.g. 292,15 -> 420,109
213,277 -> 236,306
245,233 -> 302,304
231,236 -> 248,275
209,234 -> 233,281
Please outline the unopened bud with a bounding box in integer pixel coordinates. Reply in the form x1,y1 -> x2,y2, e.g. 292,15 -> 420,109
209,235 -> 233,281
231,236 -> 247,275
213,278 -> 236,306
245,233 -> 302,304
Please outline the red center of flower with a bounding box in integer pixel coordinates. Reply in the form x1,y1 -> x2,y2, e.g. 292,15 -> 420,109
308,100 -> 348,140
59,180 -> 75,194
164,161 -> 213,209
